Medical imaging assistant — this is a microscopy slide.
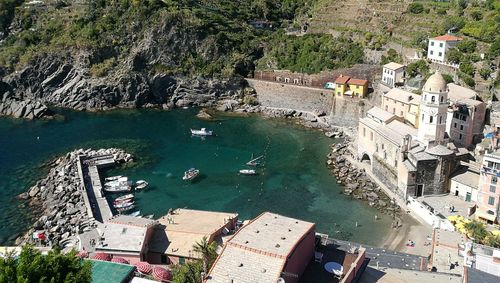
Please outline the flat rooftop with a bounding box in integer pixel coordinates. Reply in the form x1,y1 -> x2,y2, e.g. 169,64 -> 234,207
96,215 -> 157,253
206,212 -> 315,283
150,209 -> 238,258
90,259 -> 135,283
431,229 -> 466,275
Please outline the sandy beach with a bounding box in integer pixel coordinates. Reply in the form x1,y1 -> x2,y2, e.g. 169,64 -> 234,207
381,214 -> 433,257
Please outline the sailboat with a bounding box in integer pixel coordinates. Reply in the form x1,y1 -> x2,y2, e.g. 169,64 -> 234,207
246,154 -> 264,166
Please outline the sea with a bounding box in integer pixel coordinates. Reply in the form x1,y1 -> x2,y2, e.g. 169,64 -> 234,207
0,108 -> 390,245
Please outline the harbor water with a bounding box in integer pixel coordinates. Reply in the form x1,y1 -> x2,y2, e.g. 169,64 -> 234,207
0,109 -> 391,245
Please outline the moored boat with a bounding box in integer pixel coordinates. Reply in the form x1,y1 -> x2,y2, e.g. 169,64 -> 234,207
117,204 -> 135,213
104,184 -> 131,193
113,201 -> 134,209
128,211 -> 141,217
105,175 -> 123,182
239,169 -> 257,175
183,168 -> 200,181
190,128 -> 213,136
135,180 -> 148,190
246,154 -> 263,166
114,194 -> 134,203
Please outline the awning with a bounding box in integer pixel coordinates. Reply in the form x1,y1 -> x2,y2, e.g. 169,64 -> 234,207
476,210 -> 497,222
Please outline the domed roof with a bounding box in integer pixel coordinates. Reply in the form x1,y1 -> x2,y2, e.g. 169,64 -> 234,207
425,144 -> 454,156
423,72 -> 447,93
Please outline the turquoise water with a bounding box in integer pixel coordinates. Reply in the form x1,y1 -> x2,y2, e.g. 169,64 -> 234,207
0,109 -> 390,245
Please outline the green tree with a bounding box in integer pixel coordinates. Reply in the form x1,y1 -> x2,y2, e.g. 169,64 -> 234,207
381,48 -> 402,65
408,3 -> 424,14
464,220 -> 488,242
459,60 -> 475,76
457,39 -> 477,53
446,48 -> 463,64
484,234 -> 500,248
406,60 -> 429,78
479,67 -> 492,80
0,246 -> 92,283
192,236 -> 217,275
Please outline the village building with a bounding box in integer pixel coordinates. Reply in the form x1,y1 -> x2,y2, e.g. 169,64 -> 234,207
334,75 -> 368,98
147,209 -> 238,265
381,88 -> 420,127
477,152 -> 500,224
446,83 -> 486,148
358,72 -> 461,199
450,167 -> 480,203
205,212 -> 315,283
94,215 -> 158,264
381,62 -> 405,88
427,34 -> 462,65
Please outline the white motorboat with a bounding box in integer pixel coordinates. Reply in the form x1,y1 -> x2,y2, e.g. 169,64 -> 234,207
105,175 -> 123,181
128,211 -> 141,217
104,176 -> 129,187
135,180 -> 148,190
239,169 -> 257,175
117,204 -> 135,213
104,185 -> 131,193
114,201 -> 134,209
190,128 -> 213,136
114,194 -> 134,203
183,168 -> 200,181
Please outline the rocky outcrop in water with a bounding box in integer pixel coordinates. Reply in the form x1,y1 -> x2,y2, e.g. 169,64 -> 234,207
16,148 -> 133,248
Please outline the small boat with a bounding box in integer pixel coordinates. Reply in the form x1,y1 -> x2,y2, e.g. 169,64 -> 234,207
104,176 -> 129,187
113,198 -> 133,206
144,214 -> 154,219
190,128 -> 213,136
183,168 -> 200,181
105,175 -> 123,181
117,204 -> 135,213
135,180 -> 148,190
239,169 -> 257,175
114,194 -> 134,203
246,154 -> 264,166
114,201 -> 134,209
128,211 -> 141,217
104,185 -> 131,193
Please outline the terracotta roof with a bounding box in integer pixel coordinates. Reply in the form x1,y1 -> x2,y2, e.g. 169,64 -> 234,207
348,78 -> 368,85
433,34 -> 462,41
335,75 -> 350,84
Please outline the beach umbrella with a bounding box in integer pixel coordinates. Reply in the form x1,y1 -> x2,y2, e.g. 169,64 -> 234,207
91,252 -> 111,261
77,250 -> 89,258
111,257 -> 129,264
134,261 -> 152,274
152,266 -> 172,282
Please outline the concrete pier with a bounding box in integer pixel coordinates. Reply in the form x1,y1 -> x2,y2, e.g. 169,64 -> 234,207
77,154 -> 116,223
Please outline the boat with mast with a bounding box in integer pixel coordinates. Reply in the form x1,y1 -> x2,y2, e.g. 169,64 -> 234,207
246,154 -> 264,166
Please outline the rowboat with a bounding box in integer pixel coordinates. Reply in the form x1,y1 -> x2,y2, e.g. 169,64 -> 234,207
239,169 -> 257,175
183,168 -> 200,181
114,194 -> 134,203
105,175 -> 123,181
114,201 -> 134,209
135,180 -> 148,190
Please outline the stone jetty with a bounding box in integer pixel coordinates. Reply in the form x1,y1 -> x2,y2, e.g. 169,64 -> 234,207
326,139 -> 403,220
16,148 -> 133,248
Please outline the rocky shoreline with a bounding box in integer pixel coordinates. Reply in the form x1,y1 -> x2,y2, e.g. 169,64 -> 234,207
15,148 -> 133,248
326,138 -> 403,223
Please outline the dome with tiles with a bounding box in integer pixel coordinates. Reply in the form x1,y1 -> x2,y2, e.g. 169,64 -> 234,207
423,72 -> 447,93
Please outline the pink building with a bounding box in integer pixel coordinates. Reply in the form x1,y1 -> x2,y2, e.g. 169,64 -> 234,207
205,212 -> 316,283
94,215 -> 158,264
477,153 -> 500,224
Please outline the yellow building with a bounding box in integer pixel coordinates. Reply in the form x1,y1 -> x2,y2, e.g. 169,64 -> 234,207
382,88 -> 421,128
334,75 -> 368,98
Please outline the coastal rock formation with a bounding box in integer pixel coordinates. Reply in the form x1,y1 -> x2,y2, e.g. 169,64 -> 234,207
326,138 -> 403,221
16,148 -> 133,248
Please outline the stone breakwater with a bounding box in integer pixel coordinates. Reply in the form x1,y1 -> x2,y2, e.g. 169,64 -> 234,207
326,139 -> 403,222
15,148 -> 133,248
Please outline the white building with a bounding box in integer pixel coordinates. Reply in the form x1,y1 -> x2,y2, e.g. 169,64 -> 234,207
417,72 -> 449,146
427,34 -> 462,64
382,62 -> 405,88
450,168 -> 479,202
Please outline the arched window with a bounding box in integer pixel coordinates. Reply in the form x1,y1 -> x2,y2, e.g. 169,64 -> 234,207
430,116 -> 434,123
440,96 -> 444,103
431,96 -> 435,102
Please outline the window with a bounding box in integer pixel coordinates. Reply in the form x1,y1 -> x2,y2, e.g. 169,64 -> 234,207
363,127 -> 366,137
385,105 -> 388,111
382,144 -> 385,150
370,132 -> 373,141
488,196 -> 495,206
430,50 -> 434,55
431,41 -> 434,46
438,52 -> 442,57
454,123 -> 457,128
490,185 -> 496,193
439,116 -> 442,124
488,161 -> 494,168
459,134 -> 463,140
400,111 -> 404,116
431,96 -> 435,102
430,116 -> 434,123
356,85 -> 359,89
440,96 -> 443,103
454,113 -> 459,119
493,176 -> 498,184
460,115 -> 466,121
439,42 -> 443,47
393,108 -> 396,114
460,125 -> 464,131
422,114 -> 425,121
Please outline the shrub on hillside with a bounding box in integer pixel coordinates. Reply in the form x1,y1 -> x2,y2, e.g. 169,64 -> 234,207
457,39 -> 477,53
408,3 -> 424,14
